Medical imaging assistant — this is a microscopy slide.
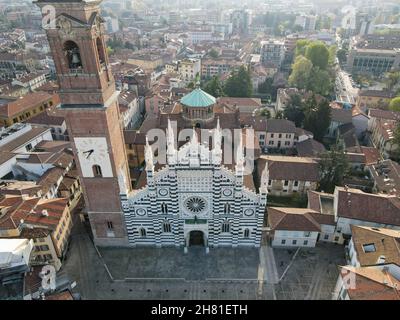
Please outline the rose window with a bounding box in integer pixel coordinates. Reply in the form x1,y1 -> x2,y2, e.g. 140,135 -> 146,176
185,197 -> 206,214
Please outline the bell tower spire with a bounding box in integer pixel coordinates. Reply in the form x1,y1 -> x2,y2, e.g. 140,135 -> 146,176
36,0 -> 131,247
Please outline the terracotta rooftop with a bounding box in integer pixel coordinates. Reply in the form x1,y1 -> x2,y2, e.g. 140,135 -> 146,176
0,92 -> 58,118
217,97 -> 262,108
350,225 -> 400,267
0,195 -> 68,232
28,110 -> 65,126
368,109 -> 400,121
331,108 -> 352,124
268,207 -> 322,232
347,146 -> 381,166
266,119 -> 297,133
339,266 -> 400,300
296,139 -> 326,157
368,160 -> 400,196
258,155 -> 319,182
336,187 -> 400,226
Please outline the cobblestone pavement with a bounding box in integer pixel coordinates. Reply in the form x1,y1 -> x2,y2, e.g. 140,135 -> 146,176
61,218 -> 344,300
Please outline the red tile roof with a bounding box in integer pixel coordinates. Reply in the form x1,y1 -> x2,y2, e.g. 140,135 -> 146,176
0,195 -> 68,231
0,92 -> 59,118
268,207 -> 321,232
336,187 -> 400,226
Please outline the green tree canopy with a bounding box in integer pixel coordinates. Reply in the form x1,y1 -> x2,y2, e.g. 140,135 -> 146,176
209,49 -> 219,59
305,41 -> 330,70
337,48 -> 348,65
385,72 -> 400,91
288,56 -> 313,90
202,76 -> 225,98
259,108 -> 271,119
295,39 -> 311,57
308,67 -> 333,97
328,45 -> 337,65
389,97 -> 400,111
224,66 -> 253,97
303,95 -> 331,142
258,77 -> 275,96
283,93 -> 305,127
318,142 -> 350,193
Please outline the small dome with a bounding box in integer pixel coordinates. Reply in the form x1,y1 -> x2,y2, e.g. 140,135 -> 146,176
180,88 -> 216,108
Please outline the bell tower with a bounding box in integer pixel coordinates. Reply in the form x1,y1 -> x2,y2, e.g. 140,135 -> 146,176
36,0 -> 131,246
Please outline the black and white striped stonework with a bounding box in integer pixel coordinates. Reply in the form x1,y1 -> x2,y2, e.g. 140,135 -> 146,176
121,161 -> 267,249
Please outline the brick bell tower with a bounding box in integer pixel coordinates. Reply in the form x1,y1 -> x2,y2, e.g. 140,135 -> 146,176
36,0 -> 131,246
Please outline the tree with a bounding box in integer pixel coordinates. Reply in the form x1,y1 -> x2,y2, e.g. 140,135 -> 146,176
385,72 -> 400,91
209,49 -> 219,59
303,95 -> 331,142
328,45 -> 337,65
275,110 -> 284,119
288,56 -> 313,90
259,108 -> 271,119
305,41 -> 330,70
307,67 -> 333,97
283,93 -> 305,127
389,97 -> 400,111
337,48 -> 347,65
202,76 -> 224,97
224,66 -> 253,97
125,41 -> 134,50
292,24 -> 304,32
295,39 -> 311,57
318,142 -> 350,193
107,47 -> 114,56
258,77 -> 274,95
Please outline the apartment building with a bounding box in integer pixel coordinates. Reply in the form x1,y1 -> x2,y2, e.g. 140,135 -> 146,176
0,196 -> 72,271
257,155 -> 319,196
260,39 -> 285,69
0,92 -> 59,127
346,48 -> 400,76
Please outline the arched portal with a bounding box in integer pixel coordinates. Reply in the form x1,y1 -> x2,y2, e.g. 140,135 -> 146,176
63,40 -> 82,69
189,230 -> 205,246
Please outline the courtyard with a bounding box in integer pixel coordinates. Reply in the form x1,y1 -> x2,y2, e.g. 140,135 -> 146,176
60,217 -> 345,300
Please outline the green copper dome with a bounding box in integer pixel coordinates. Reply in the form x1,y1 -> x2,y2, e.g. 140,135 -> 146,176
180,88 -> 216,108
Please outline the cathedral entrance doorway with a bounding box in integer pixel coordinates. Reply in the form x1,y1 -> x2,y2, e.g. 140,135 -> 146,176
189,230 -> 205,246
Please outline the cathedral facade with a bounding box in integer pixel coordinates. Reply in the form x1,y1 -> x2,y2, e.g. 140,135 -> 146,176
121,120 -> 267,250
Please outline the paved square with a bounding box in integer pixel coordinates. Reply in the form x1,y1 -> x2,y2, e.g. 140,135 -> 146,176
60,218 -> 345,300
100,247 -> 261,281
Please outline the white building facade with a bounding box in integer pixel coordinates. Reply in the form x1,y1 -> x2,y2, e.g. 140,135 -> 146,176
121,120 -> 267,252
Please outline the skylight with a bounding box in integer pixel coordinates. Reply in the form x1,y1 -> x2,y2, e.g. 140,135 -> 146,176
362,243 -> 376,253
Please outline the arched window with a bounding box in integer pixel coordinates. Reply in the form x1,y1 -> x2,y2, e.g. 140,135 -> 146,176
96,37 -> 105,65
63,41 -> 82,70
139,227 -> 146,238
244,228 -> 250,238
161,203 -> 168,214
222,221 -> 230,233
224,203 -> 231,214
162,221 -> 171,233
92,165 -> 102,177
